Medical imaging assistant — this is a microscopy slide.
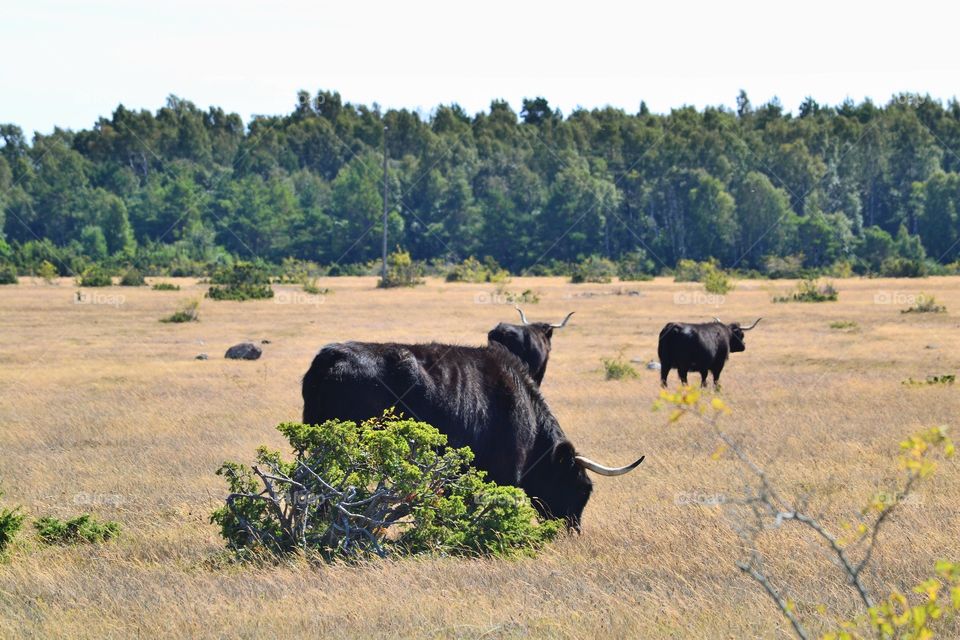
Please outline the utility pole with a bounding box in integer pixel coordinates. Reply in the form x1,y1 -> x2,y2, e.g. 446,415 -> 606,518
381,125 -> 388,279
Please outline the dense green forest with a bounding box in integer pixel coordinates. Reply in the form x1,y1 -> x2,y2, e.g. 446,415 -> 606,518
1,90 -> 959,278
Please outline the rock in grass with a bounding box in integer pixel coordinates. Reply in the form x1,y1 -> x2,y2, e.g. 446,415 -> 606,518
225,343 -> 262,360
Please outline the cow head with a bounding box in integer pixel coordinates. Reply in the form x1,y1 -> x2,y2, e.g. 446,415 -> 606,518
529,440 -> 644,531
487,307 -> 574,385
717,317 -> 761,352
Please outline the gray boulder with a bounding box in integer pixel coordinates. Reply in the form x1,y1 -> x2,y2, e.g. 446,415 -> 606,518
225,343 -> 262,360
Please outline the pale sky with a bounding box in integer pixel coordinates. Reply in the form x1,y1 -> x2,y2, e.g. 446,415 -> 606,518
2,0 -> 958,136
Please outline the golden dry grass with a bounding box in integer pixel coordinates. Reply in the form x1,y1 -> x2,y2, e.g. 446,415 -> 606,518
0,275 -> 958,639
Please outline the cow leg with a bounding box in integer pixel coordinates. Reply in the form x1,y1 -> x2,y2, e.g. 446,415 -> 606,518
711,367 -> 723,391
699,370 -> 709,387
660,362 -> 670,387
678,369 -> 689,386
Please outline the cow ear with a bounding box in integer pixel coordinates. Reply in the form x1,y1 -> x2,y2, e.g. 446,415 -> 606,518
552,440 -> 576,466
544,326 -> 554,339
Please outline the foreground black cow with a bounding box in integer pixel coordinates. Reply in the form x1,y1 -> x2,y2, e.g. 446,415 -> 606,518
658,317 -> 761,388
487,307 -> 574,385
302,340 -> 643,530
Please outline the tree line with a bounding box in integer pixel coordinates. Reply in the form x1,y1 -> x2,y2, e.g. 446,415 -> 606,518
2,90 -> 959,277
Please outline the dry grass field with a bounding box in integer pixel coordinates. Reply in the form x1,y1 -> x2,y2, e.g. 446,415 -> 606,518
0,275 -> 958,639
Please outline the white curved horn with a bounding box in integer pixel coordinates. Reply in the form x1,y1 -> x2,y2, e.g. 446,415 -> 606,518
742,317 -> 762,331
514,306 -> 531,325
575,455 -> 645,476
549,312 -> 575,329
713,316 -> 722,323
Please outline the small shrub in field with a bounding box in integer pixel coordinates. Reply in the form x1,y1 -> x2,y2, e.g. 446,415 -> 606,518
902,374 -> 955,386
302,278 -> 329,295
211,412 -> 561,559
773,278 -> 838,303
602,353 -> 640,380
703,266 -> 734,295
207,262 -> 274,301
829,320 -> 858,330
119,268 -> 146,287
0,264 -> 18,285
0,492 -> 25,553
902,293 -> 946,314
34,514 -> 121,545
500,287 -> 539,304
379,250 -> 424,288
37,260 -> 59,283
879,256 -> 928,278
77,266 -> 113,287
161,299 -> 200,323
445,256 -> 510,283
151,282 -> 180,291
763,254 -> 805,279
570,255 -> 617,283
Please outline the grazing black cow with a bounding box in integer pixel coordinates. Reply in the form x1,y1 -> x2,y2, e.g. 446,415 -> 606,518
302,339 -> 643,530
487,307 -> 574,385
658,317 -> 761,388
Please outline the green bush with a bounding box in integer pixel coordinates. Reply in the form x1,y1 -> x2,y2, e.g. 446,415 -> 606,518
0,264 -> 18,285
161,299 -> 200,323
37,260 -> 59,283
151,282 -> 180,291
879,256 -> 928,278
302,278 -> 329,295
762,254 -> 805,279
34,514 -> 121,545
903,374 -> 955,386
445,256 -> 510,283
76,266 -> 113,287
207,262 -> 274,301
901,293 -> 946,314
0,492 -> 25,553
211,412 -> 561,559
119,268 -> 146,287
829,320 -> 858,330
601,353 -> 640,380
378,250 -> 425,288
773,278 -> 838,303
570,255 -> 617,284
703,266 -> 734,295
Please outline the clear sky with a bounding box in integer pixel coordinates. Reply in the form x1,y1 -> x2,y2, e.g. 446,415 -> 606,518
2,0 -> 957,136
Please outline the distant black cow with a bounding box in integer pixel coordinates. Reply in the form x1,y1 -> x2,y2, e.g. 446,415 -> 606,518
302,338 -> 642,530
487,307 -> 574,385
658,317 -> 761,388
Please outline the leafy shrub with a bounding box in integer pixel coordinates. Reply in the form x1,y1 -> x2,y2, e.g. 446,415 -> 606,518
151,282 -> 180,291
0,264 -> 18,285
703,266 -> 734,295
118,268 -> 146,287
274,257 -> 325,284
902,293 -> 946,314
207,262 -> 274,301
493,284 -> 540,304
616,251 -> 656,281
0,492 -> 25,553
34,514 -> 121,545
161,299 -> 200,323
903,374 -> 955,386
37,260 -> 59,283
211,412 -> 561,559
570,255 -> 617,284
601,353 -> 640,380
773,278 -> 838,303
378,250 -> 424,288
302,278 -> 329,295
829,320 -> 858,330
445,256 -> 510,283
76,266 -> 113,287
